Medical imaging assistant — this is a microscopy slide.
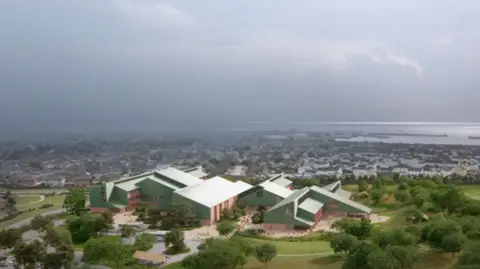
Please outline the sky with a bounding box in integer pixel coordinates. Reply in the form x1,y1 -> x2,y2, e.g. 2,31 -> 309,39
1,0 -> 480,133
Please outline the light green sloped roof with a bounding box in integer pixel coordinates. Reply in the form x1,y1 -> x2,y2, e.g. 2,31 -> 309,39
322,181 -> 340,192
114,174 -> 151,192
260,181 -> 293,199
272,177 -> 293,188
310,185 -> 371,213
267,187 -> 309,213
294,216 -> 315,226
114,173 -> 181,194
298,198 -> 324,214
335,188 -> 352,199
105,182 -> 114,201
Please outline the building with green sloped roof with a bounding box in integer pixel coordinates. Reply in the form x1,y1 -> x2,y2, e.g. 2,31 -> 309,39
260,180 -> 371,231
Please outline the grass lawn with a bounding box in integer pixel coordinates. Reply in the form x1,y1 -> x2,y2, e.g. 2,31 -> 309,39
241,237 -> 332,255
458,185 -> 480,200
74,235 -> 121,250
163,251 -> 457,269
0,205 -> 64,229
10,188 -> 69,194
14,195 -> 42,205
343,184 -> 397,193
16,195 -> 65,211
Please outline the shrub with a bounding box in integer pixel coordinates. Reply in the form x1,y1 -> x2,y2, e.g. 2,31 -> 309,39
164,247 -> 190,255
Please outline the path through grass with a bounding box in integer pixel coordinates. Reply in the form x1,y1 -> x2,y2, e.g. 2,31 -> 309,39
14,195 -> 42,205
242,237 -> 332,255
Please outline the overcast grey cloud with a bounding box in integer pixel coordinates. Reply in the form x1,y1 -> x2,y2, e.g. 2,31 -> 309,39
1,0 -> 480,133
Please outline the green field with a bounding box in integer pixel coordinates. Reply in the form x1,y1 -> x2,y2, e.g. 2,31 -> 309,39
243,237 -> 332,255
14,195 -> 42,205
163,251 -> 457,269
0,206 -> 64,229
458,185 -> 480,200
10,188 -> 69,194
16,195 -> 65,211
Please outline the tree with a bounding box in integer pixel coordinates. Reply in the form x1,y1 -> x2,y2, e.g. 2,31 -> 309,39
182,244 -> 247,269
387,246 -> 418,269
12,240 -> 46,269
441,233 -> 467,257
421,219 -> 463,250
106,243 -> 133,269
374,229 -> 415,249
99,211 -> 114,234
371,189 -> 383,204
42,244 -> 74,269
62,188 -> 86,216
66,215 -> 101,244
31,215 -> 54,232
395,190 -> 411,204
365,248 -> 400,269
120,225 -> 136,242
164,228 -> 186,253
333,218 -> 371,239
0,228 -> 21,253
458,242 -> 480,266
134,233 -> 156,251
330,234 -> 358,255
83,238 -> 133,269
359,218 -> 373,239
160,203 -> 199,230
358,180 -> 368,193
219,208 -> 234,221
342,242 -> 379,269
4,191 -> 17,216
255,243 -> 277,268
217,220 -> 236,236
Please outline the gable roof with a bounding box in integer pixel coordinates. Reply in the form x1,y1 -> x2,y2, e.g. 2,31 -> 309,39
105,182 -> 114,201
272,177 -> 293,188
183,166 -> 208,178
267,187 -> 309,213
174,176 -> 252,207
310,185 -> 371,213
322,181 -> 341,192
335,188 -> 352,199
265,173 -> 293,188
259,181 -> 293,199
298,198 -> 324,214
156,167 -> 203,187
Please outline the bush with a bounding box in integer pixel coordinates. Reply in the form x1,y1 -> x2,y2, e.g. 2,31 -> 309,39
164,247 -> 190,255
134,233 -> 156,251
251,213 -> 263,224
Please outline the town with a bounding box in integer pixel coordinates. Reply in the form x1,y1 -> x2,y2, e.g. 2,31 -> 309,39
1,131 -> 479,190
1,131 -> 480,269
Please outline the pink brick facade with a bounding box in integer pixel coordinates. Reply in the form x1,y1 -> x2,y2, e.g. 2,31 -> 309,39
263,223 -> 289,231
200,195 -> 239,226
127,190 -> 141,210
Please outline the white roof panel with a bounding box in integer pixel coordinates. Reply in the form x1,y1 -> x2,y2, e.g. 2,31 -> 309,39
175,176 -> 252,207
260,181 -> 293,198
156,167 -> 203,187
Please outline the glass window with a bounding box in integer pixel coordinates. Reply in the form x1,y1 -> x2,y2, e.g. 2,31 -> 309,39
256,191 -> 263,197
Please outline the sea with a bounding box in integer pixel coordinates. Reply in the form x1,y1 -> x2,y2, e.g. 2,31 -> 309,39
246,122 -> 480,146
